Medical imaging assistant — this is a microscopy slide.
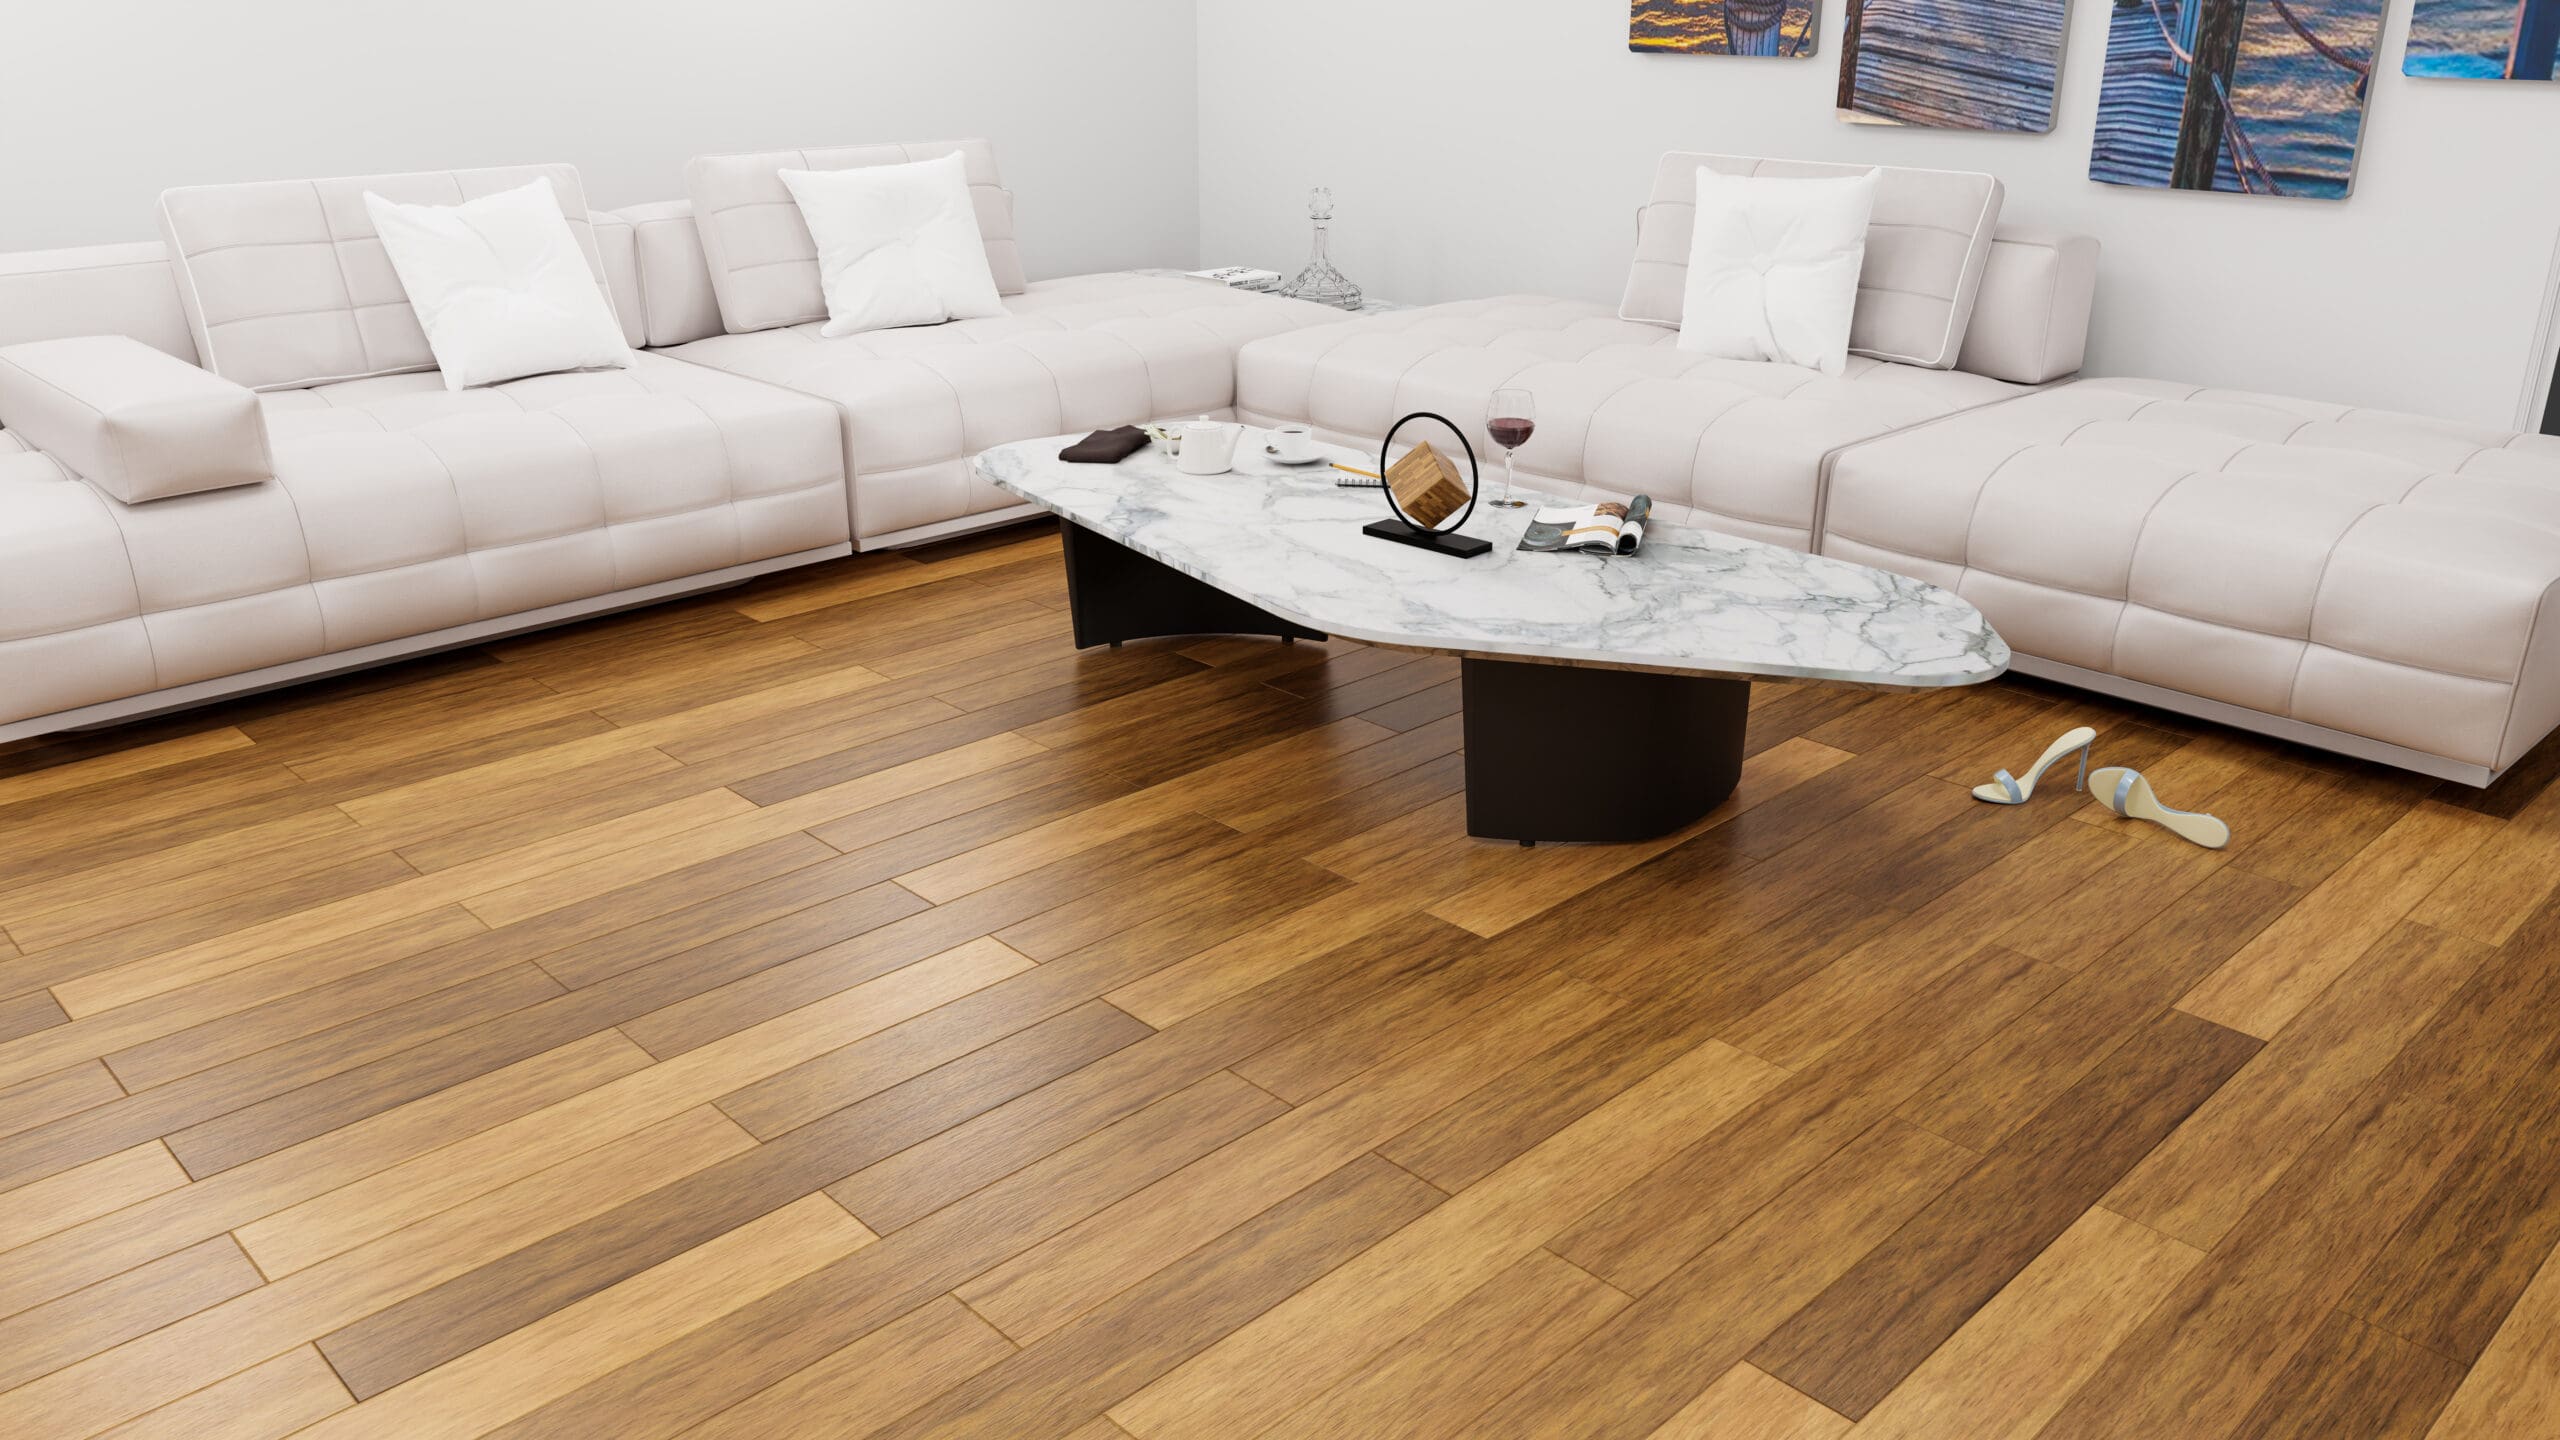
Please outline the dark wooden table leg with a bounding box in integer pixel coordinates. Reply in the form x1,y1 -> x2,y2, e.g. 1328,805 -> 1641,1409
1459,657 -> 1748,844
1059,523 -> 1327,649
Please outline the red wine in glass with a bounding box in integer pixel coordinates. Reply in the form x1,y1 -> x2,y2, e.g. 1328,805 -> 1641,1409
1487,389 -> 1535,508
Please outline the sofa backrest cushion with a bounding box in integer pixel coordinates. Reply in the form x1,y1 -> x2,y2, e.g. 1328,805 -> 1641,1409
588,211 -> 651,351
1621,152 -> 2003,371
0,242 -> 199,364
609,200 -> 729,348
1956,228 -> 2101,385
683,139 -> 1024,335
157,164 -> 619,391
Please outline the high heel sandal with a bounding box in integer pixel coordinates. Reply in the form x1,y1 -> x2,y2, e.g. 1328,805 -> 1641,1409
2088,766 -> 2230,850
1973,726 -> 2096,805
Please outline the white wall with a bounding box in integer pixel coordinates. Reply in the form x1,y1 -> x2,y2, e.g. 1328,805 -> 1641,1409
0,0 -> 1202,282
1196,0 -> 2560,427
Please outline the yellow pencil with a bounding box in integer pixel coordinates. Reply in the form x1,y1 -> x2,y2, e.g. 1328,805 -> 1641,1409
1331,462 -> 1379,479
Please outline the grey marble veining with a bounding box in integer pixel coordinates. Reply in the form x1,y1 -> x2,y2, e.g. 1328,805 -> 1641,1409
978,431 -> 2009,688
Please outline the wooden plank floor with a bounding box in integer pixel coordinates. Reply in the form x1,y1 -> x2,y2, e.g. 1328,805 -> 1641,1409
4,519 -> 2559,1438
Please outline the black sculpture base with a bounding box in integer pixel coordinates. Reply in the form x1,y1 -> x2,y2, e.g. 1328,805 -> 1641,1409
1059,523 -> 1327,649
1362,517 -> 1492,559
1459,657 -> 1747,845
1054,518 -> 1748,844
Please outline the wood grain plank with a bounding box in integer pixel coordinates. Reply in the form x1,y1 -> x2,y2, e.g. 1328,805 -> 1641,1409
1109,1036 -> 1791,1439
2424,1244 -> 2560,1438
1895,865 -> 2298,1153
0,1059 -> 124,1142
684,1296 -> 1017,1440
1258,1249 -> 1629,1440
1552,944 -> 2065,1295
878,1155 -> 1440,1440
233,934 -> 1026,1280
0,726 -> 253,808
2031,891 -> 2560,1440
92,1345 -> 352,1440
0,1138 -> 188,1251
2179,801 -> 2499,1038
0,1232 -> 264,1390
1472,1118 -> 1975,1439
314,989 -> 1137,1398
955,974 -> 1619,1344
1644,1365 -> 1848,1440
1846,1205 -> 2201,1440
0,1101 -> 755,1437
301,1192 -> 872,1438
1750,1009 -> 2257,1418
475,1070 -> 1287,1440
2107,921 -> 2490,1250
2228,1309 -> 2465,1440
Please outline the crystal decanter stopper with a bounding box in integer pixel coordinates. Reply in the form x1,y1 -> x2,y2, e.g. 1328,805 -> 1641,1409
1280,187 -> 1363,311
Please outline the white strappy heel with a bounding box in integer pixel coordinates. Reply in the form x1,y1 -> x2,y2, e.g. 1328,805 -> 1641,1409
2089,766 -> 2230,850
1973,726 -> 2096,805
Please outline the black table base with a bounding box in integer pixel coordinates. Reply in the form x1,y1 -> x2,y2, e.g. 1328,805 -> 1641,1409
1060,524 -> 1327,649
1056,520 -> 1748,844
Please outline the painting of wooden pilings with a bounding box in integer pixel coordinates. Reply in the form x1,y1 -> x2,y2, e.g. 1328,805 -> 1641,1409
1836,0 -> 2070,130
1630,0 -> 1820,55
2405,0 -> 2560,77
2089,0 -> 2385,199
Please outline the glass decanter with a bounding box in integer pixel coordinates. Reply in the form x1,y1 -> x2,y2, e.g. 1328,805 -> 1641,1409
1280,187 -> 1364,311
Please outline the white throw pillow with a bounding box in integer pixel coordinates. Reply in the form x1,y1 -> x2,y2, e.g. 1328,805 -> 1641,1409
779,152 -> 1007,336
362,179 -> 632,391
1675,168 -> 1877,377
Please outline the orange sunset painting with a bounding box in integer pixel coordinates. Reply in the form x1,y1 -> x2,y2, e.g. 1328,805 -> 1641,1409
1630,0 -> 1820,56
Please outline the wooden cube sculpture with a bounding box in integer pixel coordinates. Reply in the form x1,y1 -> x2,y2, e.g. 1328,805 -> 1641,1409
1386,441 -> 1471,530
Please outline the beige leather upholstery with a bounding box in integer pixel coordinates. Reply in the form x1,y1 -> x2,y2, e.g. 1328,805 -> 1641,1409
0,242 -> 198,362
668,272 -> 1342,544
1236,295 -> 2022,549
0,336 -> 274,502
684,139 -> 1025,336
158,165 -> 622,391
1958,230 -> 2101,386
610,200 -> 726,348
0,352 -> 845,729
589,210 -> 651,351
1619,152 -> 2003,371
1823,378 -> 2560,777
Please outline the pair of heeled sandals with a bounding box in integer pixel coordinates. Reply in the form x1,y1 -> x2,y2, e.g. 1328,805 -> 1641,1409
1973,725 -> 2230,850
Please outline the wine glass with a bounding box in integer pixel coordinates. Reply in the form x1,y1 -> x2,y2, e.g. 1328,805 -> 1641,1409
1486,389 -> 1535,509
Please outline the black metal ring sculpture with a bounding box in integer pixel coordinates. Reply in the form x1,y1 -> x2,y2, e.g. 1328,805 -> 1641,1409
1377,411 -> 1479,535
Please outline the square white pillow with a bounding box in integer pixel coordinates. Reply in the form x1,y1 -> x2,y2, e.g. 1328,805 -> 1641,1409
779,152 -> 1007,337
362,178 -> 632,391
1675,168 -> 1878,377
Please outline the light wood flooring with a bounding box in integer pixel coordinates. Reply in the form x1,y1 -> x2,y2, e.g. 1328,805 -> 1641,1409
3,520 -> 2559,1438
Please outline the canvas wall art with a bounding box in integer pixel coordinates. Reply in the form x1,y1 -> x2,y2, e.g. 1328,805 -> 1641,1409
1836,0 -> 2069,131
1631,0 -> 1820,56
2089,0 -> 2385,200
2404,0 -> 2559,78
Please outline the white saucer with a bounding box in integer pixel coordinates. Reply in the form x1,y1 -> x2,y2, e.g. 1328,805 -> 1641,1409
1264,447 -> 1328,466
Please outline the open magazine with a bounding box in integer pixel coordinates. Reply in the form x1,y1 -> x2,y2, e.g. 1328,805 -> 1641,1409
1518,496 -> 1651,556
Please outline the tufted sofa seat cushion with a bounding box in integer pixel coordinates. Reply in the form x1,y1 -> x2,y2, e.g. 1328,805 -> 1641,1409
662,272 -> 1343,545
1234,295 -> 2026,549
0,352 -> 844,729
1823,377 -> 2560,776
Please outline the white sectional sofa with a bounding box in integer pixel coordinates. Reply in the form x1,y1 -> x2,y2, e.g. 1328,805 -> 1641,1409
0,141 -> 1337,743
1234,151 -> 2560,784
1826,379 -> 2560,785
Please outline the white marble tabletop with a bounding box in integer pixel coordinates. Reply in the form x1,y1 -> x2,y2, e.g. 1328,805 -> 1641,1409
977,430 -> 2009,688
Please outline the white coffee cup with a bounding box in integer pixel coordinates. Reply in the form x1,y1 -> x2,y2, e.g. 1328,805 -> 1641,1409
1268,423 -> 1319,464
1177,420 -> 1242,476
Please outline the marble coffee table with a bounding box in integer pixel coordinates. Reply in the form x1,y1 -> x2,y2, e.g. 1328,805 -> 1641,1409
977,431 -> 2008,844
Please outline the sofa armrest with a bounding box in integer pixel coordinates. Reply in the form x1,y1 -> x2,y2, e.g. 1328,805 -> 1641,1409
0,335 -> 274,503
1956,228 -> 2100,386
